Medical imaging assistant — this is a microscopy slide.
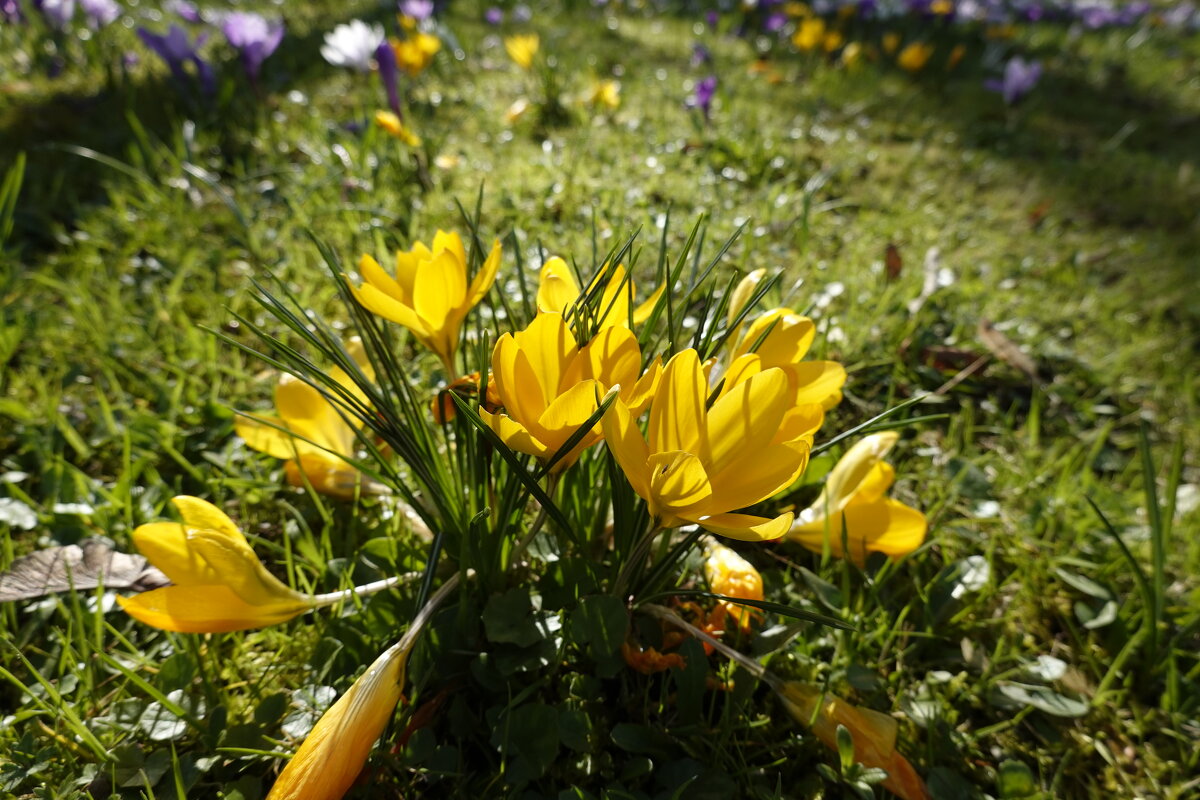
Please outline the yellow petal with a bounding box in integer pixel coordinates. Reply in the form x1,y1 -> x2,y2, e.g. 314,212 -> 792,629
601,398 -> 652,500
736,309 -> 815,366
492,333 -> 549,424
274,375 -> 348,453
791,360 -> 847,408
266,639 -> 410,800
648,349 -> 709,458
536,257 -> 581,314
707,441 -> 810,513
358,253 -> 408,305
466,239 -> 503,307
348,279 -> 429,337
536,379 -> 601,442
186,529 -> 303,607
689,511 -> 794,542
842,498 -> 927,562
432,229 -> 467,266
776,404 -> 825,444
235,414 -> 312,460
625,357 -> 662,415
647,450 -> 713,515
563,326 -> 641,390
849,462 -> 896,505
118,584 -> 308,633
412,249 -> 465,334
718,353 -> 763,394
705,366 -> 790,475
514,313 -> 575,398
132,496 -> 247,587
480,408 -> 552,461
727,268 -> 767,328
633,282 -> 665,325
806,432 -> 899,519
595,264 -> 633,329
284,454 -> 369,500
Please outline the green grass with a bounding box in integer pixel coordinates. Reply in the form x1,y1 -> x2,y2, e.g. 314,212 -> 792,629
1,1 -> 1198,798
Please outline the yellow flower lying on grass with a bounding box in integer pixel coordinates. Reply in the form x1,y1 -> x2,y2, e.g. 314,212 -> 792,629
603,349 -> 810,541
536,257 -> 663,330
235,338 -> 376,500
374,110 -> 421,146
703,540 -> 764,633
775,681 -> 932,800
348,231 -> 502,373
786,431 -> 927,563
504,33 -> 539,69
392,32 -> 440,76
118,497 -> 314,633
897,42 -> 935,73
482,312 -> 660,469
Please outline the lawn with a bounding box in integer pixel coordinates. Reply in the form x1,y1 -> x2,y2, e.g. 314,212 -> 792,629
1,1 -> 1198,798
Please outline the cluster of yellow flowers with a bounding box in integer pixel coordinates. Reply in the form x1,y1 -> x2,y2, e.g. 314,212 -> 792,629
115,228 -> 929,799
786,3 -> 966,74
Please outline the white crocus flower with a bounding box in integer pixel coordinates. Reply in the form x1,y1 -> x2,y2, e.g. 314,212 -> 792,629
320,20 -> 385,72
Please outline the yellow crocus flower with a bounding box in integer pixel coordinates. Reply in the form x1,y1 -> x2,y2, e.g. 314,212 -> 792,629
731,307 -> 847,410
235,338 -> 377,500
374,110 -> 421,146
117,496 -> 314,633
786,431 -> 927,563
535,257 -> 663,330
822,30 -> 845,53
842,41 -> 864,68
703,539 -> 763,632
776,681 -> 932,800
584,78 -> 621,110
602,349 -> 809,541
897,42 -> 935,73
482,312 -> 660,469
504,33 -> 539,69
392,31 -> 440,76
792,17 -> 826,51
726,268 -> 767,331
347,231 -> 502,373
882,32 -> 901,55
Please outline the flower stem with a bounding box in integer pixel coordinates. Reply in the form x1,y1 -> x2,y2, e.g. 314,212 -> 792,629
310,572 -> 420,608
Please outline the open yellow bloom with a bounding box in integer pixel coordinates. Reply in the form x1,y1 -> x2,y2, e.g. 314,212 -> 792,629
504,33 -> 539,69
235,338 -> 376,500
786,432 -> 927,563
776,681 -> 932,800
482,312 -> 660,469
117,497 -> 313,633
792,18 -> 826,51
731,307 -> 846,410
374,110 -> 421,146
584,79 -> 621,110
703,540 -> 764,632
535,257 -> 663,330
602,349 -> 810,541
897,42 -> 935,73
392,31 -> 440,76
348,231 -> 501,373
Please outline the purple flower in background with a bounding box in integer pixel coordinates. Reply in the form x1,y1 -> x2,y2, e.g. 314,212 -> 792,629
138,24 -> 215,94
375,39 -> 401,115
1162,1 -> 1196,29
484,6 -> 503,24
985,56 -> 1042,105
80,0 -> 119,29
764,11 -> 788,31
705,10 -> 719,27
38,0 -> 75,29
222,12 -> 285,81
166,0 -> 201,23
2,0 -> 24,22
687,75 -> 717,120
399,0 -> 433,20
690,43 -> 711,67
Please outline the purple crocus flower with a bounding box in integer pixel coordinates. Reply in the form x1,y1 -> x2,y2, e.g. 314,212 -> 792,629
2,0 -> 23,22
764,11 -> 788,31
80,0 -> 119,28
138,24 -> 214,94
705,10 -> 719,27
38,0 -> 75,29
484,6 -> 503,24
222,11 -> 285,81
399,0 -> 433,20
687,75 -> 717,121
375,39 -> 401,115
691,43 -> 712,67
985,56 -> 1042,105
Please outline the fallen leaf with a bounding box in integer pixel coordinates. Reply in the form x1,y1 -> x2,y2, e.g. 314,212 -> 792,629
885,243 -> 903,280
977,319 -> 1039,381
0,539 -> 169,602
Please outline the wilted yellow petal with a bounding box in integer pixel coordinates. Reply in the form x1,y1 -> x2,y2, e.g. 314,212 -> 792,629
284,453 -> 371,500
266,639 -> 411,800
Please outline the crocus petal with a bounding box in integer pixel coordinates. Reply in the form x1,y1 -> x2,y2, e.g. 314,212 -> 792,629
848,462 -> 896,506
563,326 -> 641,390
515,313 -> 575,398
131,497 -> 248,586
688,511 -> 794,542
266,639 -> 411,800
624,357 -> 662,415
726,268 -> 767,329
480,408 -> 553,460
790,360 -> 847,409
274,375 -> 347,453
118,584 -> 308,633
186,529 -> 305,608
841,498 -> 927,562
284,453 -> 372,500
736,308 -> 815,365
632,283 -> 665,324
536,379 -> 601,440
348,279 -> 430,338
172,496 -> 246,541
601,399 -> 652,500
536,257 -> 581,314
806,432 -> 899,520
492,333 -> 549,423
705,367 -> 790,475
236,414 -> 313,460
466,239 -> 502,307
707,441 -> 810,512
412,250 -> 465,334
648,350 -> 709,458
432,229 -> 467,266
647,450 -> 713,514
358,253 -> 408,305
